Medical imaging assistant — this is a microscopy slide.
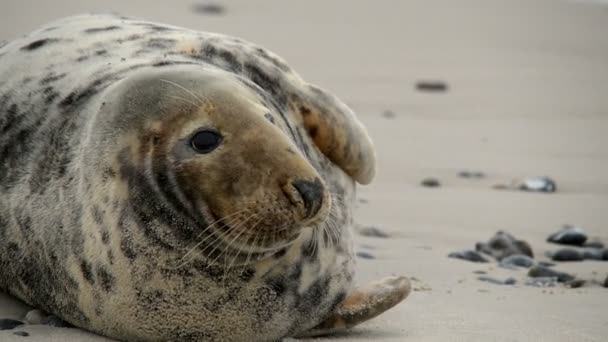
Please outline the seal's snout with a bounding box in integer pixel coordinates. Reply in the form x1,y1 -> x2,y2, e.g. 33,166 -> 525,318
290,178 -> 324,219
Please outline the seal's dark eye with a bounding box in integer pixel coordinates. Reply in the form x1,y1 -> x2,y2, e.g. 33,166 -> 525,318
191,130 -> 222,153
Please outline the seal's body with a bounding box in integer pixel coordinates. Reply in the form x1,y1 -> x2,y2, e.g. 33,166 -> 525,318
0,14 -> 408,341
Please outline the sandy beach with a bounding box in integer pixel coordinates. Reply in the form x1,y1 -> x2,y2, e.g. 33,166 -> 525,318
1,0 -> 607,340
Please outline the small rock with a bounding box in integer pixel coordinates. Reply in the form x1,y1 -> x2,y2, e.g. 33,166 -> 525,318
604,275 -> 608,288
583,238 -> 604,249
357,198 -> 369,204
550,248 -> 584,262
13,331 -> 29,337
448,250 -> 489,263
547,225 -> 587,246
473,270 -> 487,274
500,254 -> 535,268
477,276 -> 505,285
564,279 -> 586,289
458,170 -> 485,179
528,265 -> 575,283
504,277 -> 517,285
415,80 -> 448,92
520,176 -> 557,193
421,178 -> 441,188
525,277 -> 558,287
381,110 -> 396,119
356,251 -> 375,259
582,248 -> 604,260
191,2 -> 226,15
476,231 -> 534,260
538,261 -> 556,267
0,319 -> 24,330
604,249 -> 608,261
356,225 -> 390,238
24,309 -> 44,324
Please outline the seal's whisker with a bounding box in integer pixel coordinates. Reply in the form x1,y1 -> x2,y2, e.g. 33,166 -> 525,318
239,231 -> 260,276
206,213 -> 258,268
159,78 -> 204,105
227,216 -> 264,272
167,95 -> 199,108
178,210 -> 248,264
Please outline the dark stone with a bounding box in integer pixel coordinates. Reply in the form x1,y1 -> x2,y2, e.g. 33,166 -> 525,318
477,276 -> 515,285
583,239 -> 604,249
525,277 -> 558,287
0,319 -> 24,330
421,178 -> 440,188
473,270 -> 487,274
13,331 -> 29,337
448,250 -> 489,263
550,248 -> 584,262
356,251 -> 375,259
564,279 -> 585,289
191,3 -> 226,15
582,248 -> 604,261
528,265 -> 575,283
538,261 -> 556,267
519,176 -> 557,193
604,275 -> 608,288
458,170 -> 485,179
381,110 -> 396,119
356,225 -> 389,238
415,81 -> 448,92
476,231 -> 534,261
547,225 -> 587,246
500,254 -> 535,268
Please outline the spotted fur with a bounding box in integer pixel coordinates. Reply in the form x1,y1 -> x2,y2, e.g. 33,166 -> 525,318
0,13 -> 379,341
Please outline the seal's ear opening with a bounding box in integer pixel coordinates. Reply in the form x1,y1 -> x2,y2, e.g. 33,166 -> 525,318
293,85 -> 376,185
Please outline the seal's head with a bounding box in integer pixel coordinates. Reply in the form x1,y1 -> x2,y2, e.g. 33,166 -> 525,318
88,65 -> 374,263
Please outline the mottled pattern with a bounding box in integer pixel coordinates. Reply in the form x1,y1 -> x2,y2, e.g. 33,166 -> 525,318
0,13 -> 379,341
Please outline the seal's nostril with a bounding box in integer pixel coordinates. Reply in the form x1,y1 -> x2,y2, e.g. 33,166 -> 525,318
292,178 -> 323,218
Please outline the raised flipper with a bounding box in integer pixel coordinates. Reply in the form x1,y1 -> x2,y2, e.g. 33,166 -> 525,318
299,275 -> 411,337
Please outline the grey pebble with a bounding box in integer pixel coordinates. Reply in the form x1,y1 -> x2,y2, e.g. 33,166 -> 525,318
448,250 -> 489,263
547,225 -> 587,246
421,178 -> 441,188
356,225 -> 390,238
538,261 -> 556,267
604,275 -> 608,288
550,248 -> 584,262
504,277 -> 517,285
24,309 -> 44,325
356,251 -> 375,259
564,279 -> 586,289
458,170 -> 485,179
525,277 -> 558,287
582,248 -> 605,261
191,2 -> 226,14
528,265 -> 575,282
520,176 -> 557,193
475,231 -> 534,260
473,270 -> 487,274
381,110 -> 396,119
583,239 -> 604,249
13,331 -> 29,337
500,254 -> 535,268
477,276 -> 517,285
0,319 -> 24,330
415,80 -> 449,92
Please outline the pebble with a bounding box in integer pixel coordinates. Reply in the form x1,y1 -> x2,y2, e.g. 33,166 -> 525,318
191,2 -> 226,14
458,170 -> 485,179
500,254 -> 535,268
564,279 -> 586,289
415,80 -> 449,92
582,248 -> 605,261
381,110 -> 396,119
528,265 -> 575,283
550,248 -> 584,262
356,225 -> 390,238
0,319 -> 24,330
604,275 -> 608,288
584,241 -> 604,249
519,176 -> 557,193
421,178 -> 441,188
475,231 -> 534,260
477,276 -> 517,285
547,225 -> 588,246
473,270 -> 487,274
538,261 -> 556,267
448,250 -> 489,263
24,309 -> 44,324
356,251 -> 375,259
13,331 -> 29,337
525,277 -> 558,287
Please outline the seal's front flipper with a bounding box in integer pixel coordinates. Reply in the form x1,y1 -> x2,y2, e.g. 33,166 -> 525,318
299,275 -> 411,337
